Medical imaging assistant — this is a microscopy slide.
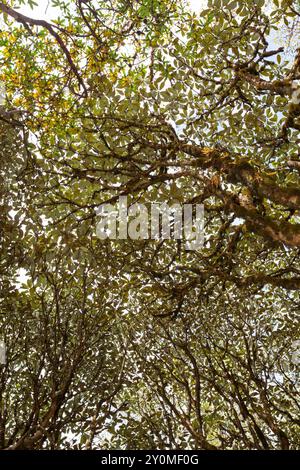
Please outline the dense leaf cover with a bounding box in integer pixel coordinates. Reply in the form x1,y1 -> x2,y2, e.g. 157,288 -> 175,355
0,0 -> 299,449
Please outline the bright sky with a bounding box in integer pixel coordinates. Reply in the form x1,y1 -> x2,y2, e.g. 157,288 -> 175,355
18,0 -> 206,18
18,0 -> 60,20
189,0 -> 207,11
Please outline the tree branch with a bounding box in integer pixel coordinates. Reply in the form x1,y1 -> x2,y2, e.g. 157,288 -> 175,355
0,2 -> 86,95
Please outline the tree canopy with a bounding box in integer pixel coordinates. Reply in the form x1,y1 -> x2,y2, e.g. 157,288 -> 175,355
0,0 -> 300,450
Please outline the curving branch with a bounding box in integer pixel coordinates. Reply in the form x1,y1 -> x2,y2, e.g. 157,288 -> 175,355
0,2 -> 87,94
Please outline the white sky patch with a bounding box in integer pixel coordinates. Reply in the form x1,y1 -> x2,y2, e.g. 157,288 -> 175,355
18,0 -> 207,18
232,217 -> 244,226
15,268 -> 30,289
17,0 -> 61,20
189,0 -> 207,11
